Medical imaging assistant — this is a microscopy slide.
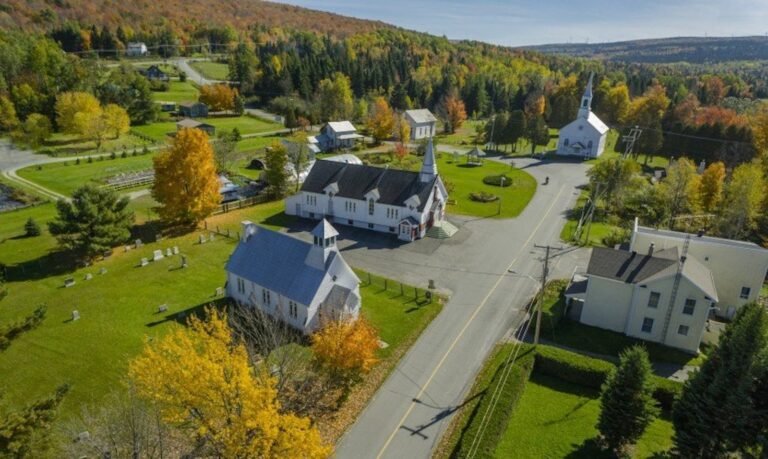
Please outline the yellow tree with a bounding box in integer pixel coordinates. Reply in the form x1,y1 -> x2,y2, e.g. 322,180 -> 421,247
748,105 -> 768,156
311,317 -> 379,384
661,157 -> 701,226
199,84 -> 237,112
366,97 -> 395,143
440,94 -> 467,134
718,162 -> 766,239
698,162 -> 726,213
152,128 -> 220,225
604,83 -> 631,125
129,309 -> 330,458
76,107 -> 108,151
55,91 -> 101,136
396,113 -> 411,144
103,104 -> 130,139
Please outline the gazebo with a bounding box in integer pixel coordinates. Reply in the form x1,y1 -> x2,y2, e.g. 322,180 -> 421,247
466,146 -> 487,165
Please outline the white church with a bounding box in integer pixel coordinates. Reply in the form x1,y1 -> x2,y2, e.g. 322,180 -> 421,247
556,73 -> 609,159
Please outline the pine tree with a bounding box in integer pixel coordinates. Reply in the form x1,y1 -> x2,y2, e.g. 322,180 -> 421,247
0,385 -> 69,457
673,303 -> 768,458
597,346 -> 659,455
24,218 -> 40,237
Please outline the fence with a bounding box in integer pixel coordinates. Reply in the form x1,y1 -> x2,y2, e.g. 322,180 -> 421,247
210,194 -> 272,216
357,270 -> 435,304
129,129 -> 160,144
105,170 -> 155,191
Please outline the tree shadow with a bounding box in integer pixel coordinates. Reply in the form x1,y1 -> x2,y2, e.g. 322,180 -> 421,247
4,249 -> 80,282
564,438 -> 609,458
145,298 -> 230,328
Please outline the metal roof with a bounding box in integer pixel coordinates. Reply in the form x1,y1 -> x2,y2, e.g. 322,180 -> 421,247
405,109 -> 437,124
587,112 -> 609,134
326,121 -> 357,133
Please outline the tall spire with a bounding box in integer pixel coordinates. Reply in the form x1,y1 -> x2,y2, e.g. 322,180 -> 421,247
578,72 -> 594,119
420,137 -> 437,182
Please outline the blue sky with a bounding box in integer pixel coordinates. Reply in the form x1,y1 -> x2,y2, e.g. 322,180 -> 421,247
273,0 -> 768,46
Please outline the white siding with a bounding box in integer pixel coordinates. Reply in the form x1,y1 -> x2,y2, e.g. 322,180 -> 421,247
581,277 -> 633,332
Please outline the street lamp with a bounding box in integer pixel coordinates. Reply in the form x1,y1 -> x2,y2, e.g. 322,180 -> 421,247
497,176 -> 506,215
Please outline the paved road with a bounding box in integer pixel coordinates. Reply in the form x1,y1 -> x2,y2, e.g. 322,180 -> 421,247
332,155 -> 590,459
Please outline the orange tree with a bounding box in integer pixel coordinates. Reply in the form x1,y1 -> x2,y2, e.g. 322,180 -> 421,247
366,96 -> 395,143
129,309 -> 330,458
152,128 -> 220,225
311,317 -> 379,386
199,84 -> 237,112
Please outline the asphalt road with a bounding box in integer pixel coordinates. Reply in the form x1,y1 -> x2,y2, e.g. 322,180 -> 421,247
332,155 -> 590,459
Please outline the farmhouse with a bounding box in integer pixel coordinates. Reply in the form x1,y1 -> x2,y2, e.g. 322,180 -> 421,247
226,220 -> 361,334
308,121 -> 363,152
176,119 -> 215,137
405,109 -> 437,140
566,245 -> 718,353
629,218 -> 768,318
126,42 -> 148,57
142,65 -> 169,82
556,73 -> 609,159
178,101 -> 209,118
286,138 -> 449,241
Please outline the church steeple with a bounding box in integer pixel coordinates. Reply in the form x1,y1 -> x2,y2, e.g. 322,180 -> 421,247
420,137 -> 437,182
578,72 -> 594,119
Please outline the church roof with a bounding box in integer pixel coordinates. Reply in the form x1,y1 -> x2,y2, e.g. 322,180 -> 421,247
587,112 -> 609,134
300,160 -> 437,211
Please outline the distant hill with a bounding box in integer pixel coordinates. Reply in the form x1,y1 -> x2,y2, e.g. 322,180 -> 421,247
0,0 -> 391,37
526,36 -> 768,63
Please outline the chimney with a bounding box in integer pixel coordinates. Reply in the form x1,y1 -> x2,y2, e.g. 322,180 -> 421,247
241,220 -> 257,242
648,242 -> 655,256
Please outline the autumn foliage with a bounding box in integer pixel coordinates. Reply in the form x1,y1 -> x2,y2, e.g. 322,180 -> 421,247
366,96 -> 395,143
199,84 -> 238,112
152,128 -> 220,224
439,95 -> 467,134
311,317 -> 379,381
129,309 -> 330,458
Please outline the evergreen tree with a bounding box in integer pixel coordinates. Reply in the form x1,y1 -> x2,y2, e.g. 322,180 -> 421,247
264,141 -> 289,198
673,303 -> 768,458
24,218 -> 40,237
0,385 -> 69,457
525,115 -> 549,154
597,346 -> 659,455
507,110 -> 527,151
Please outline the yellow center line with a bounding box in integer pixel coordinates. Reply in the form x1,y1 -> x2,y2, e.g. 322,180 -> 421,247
374,183 -> 568,459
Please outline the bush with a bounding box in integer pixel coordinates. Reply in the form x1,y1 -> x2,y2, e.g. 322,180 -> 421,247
179,71 -> 187,82
470,191 -> 498,202
75,157 -> 81,165
121,151 -> 127,158
482,174 -> 512,187
24,218 -> 41,237
602,227 -> 630,247
87,156 -> 93,163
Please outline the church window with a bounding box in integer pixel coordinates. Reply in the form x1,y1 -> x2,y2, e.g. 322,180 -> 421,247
582,99 -> 588,108
368,198 -> 375,215
588,140 -> 593,149
564,138 -> 569,146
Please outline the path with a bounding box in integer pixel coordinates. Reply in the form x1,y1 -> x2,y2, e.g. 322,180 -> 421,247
333,155 -> 590,458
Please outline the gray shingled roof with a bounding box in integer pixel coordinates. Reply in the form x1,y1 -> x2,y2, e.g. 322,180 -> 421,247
324,284 -> 352,308
226,228 -> 335,305
405,109 -> 437,124
300,160 -> 436,211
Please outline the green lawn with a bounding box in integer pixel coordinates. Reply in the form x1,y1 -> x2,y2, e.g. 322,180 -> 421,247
38,132 -> 151,157
0,199 -> 442,447
132,115 -> 282,141
495,372 -> 673,458
438,154 -> 537,219
150,80 -> 199,104
435,120 -> 486,146
189,61 -> 230,80
17,153 -> 155,196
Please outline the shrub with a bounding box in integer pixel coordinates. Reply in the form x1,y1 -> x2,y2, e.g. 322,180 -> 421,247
24,218 -> 41,237
602,227 -> 630,247
179,71 -> 187,82
110,151 -> 117,160
87,156 -> 93,163
470,191 -> 498,202
75,157 -> 81,165
482,174 -> 512,187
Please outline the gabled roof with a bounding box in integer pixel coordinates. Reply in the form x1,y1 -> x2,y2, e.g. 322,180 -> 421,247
326,121 -> 356,133
179,101 -> 206,108
587,112 -> 609,134
588,247 -> 677,284
176,119 -> 212,129
312,219 -> 339,240
226,227 -> 337,305
325,284 -> 352,307
405,109 -> 437,124
300,160 -> 437,211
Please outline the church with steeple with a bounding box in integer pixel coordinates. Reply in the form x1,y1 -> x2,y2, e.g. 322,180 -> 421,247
285,138 -> 449,241
556,73 -> 609,159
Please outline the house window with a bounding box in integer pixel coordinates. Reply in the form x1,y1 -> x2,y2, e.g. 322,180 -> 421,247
368,223 -> 374,229
564,138 -> 569,146
641,317 -> 654,334
740,287 -> 751,299
288,301 -> 298,319
262,288 -> 271,306
237,277 -> 245,294
678,325 -> 690,336
648,292 -> 660,309
683,299 -> 696,315
587,140 -> 593,149
368,198 -> 375,216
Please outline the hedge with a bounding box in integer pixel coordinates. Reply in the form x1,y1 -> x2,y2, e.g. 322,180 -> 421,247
533,344 -> 682,411
451,345 -> 536,459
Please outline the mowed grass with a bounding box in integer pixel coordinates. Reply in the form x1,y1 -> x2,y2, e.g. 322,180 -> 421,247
189,61 -> 229,80
494,373 -> 674,459
39,132 -> 150,157
150,80 -> 199,104
132,115 -> 282,141
0,203 -> 59,266
16,154 -> 156,196
438,154 -> 537,218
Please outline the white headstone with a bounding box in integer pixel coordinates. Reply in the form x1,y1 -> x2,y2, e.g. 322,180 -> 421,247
152,249 -> 164,261
135,239 -> 143,248
125,245 -> 132,252
140,257 -> 149,267
158,304 -> 168,313
173,246 -> 179,254
209,233 -> 215,241
84,273 -> 93,281
199,235 -> 206,244
72,310 -> 80,321
99,267 -> 107,275
166,248 -> 172,257
64,277 -> 75,288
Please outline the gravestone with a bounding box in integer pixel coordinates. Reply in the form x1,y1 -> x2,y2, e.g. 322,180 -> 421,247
215,287 -> 224,296
125,245 -> 132,252
158,304 -> 168,313
152,249 -> 164,261
71,310 -> 80,321
84,273 -> 93,281
172,246 -> 179,254
209,233 -> 215,242
140,258 -> 149,267
76,431 -> 90,442
99,267 -> 107,275
199,235 -> 206,244
166,248 -> 172,257
64,277 -> 75,288
135,239 -> 143,248
181,255 -> 188,268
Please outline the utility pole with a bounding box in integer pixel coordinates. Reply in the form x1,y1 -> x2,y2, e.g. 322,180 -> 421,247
532,244 -> 564,345
622,126 -> 642,159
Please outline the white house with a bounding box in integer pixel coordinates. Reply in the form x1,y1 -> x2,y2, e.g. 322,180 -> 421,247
308,121 -> 363,152
566,245 -> 718,354
126,42 -> 148,57
556,73 -> 609,159
225,220 -> 361,334
629,218 -> 768,319
405,109 -> 437,140
286,138 -> 449,242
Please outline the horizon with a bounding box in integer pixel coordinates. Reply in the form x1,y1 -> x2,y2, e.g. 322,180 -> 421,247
271,0 -> 768,46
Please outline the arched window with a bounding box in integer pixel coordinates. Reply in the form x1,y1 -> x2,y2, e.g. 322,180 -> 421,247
368,198 -> 375,216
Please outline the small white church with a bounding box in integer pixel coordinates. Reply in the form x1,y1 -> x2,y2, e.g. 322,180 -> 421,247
556,73 -> 609,159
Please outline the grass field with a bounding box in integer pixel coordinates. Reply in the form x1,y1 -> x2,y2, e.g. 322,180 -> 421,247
17,153 -> 155,196
0,199 -> 442,446
189,61 -> 229,80
494,373 -> 674,458
150,80 -> 199,104
132,115 -> 282,141
39,133 -> 151,157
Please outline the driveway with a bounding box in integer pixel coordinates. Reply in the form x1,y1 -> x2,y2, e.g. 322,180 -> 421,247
324,155 -> 590,458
